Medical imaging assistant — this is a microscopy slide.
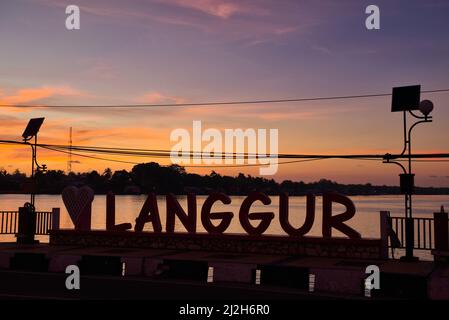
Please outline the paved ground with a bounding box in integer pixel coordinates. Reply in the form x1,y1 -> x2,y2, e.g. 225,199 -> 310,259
0,270 -> 342,300
0,242 -> 445,300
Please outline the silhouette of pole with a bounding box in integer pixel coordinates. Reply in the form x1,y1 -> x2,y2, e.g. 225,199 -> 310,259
67,127 -> 72,173
385,86 -> 433,261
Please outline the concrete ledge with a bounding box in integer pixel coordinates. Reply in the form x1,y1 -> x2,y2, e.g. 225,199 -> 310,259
432,250 -> 449,262
143,258 -> 164,277
50,230 -> 384,260
210,262 -> 255,283
311,267 -> 365,295
428,265 -> 449,300
49,255 -> 80,272
1,243 -> 447,299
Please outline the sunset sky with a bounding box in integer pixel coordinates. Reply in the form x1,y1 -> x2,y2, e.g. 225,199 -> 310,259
1,0 -> 449,186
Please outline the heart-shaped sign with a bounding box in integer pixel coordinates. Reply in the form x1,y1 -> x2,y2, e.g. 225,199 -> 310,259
62,186 -> 94,226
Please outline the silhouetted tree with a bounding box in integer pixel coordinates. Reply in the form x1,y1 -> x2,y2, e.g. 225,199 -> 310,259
0,163 -> 447,195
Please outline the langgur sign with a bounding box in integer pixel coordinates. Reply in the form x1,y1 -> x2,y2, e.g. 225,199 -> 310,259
62,186 -> 361,239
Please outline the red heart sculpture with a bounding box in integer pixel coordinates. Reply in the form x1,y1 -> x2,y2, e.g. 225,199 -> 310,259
62,186 -> 94,226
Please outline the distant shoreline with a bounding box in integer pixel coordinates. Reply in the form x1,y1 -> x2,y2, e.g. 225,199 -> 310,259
1,163 -> 448,196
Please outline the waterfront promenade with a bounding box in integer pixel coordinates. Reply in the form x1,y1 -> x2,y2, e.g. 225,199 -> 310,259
0,242 -> 447,300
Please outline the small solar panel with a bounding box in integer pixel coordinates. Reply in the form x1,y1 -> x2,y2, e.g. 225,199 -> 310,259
391,85 -> 421,112
22,118 -> 45,140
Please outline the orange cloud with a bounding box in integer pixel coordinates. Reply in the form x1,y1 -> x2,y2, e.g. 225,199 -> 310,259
176,104 -> 355,122
170,0 -> 245,19
0,86 -> 83,111
0,123 -> 175,174
138,92 -> 185,104
70,126 -> 170,145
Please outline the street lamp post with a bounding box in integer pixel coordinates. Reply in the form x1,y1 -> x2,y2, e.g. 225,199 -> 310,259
384,86 -> 434,261
22,117 -> 46,208
16,118 -> 46,244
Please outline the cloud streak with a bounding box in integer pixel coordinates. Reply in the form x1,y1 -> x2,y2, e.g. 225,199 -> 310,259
0,86 -> 83,109
165,0 -> 268,19
32,0 -> 303,44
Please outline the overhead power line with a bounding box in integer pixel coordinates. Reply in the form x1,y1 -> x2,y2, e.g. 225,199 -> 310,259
0,89 -> 448,108
2,139 -> 449,169
23,146 -> 449,169
40,145 -> 331,168
2,139 -> 449,163
41,145 -> 141,165
39,143 -> 371,159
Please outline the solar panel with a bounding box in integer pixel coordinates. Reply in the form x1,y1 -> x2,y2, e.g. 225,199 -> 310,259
391,85 -> 421,112
22,118 -> 45,140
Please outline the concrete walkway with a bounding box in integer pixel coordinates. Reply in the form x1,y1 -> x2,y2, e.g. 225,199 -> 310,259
0,243 -> 447,299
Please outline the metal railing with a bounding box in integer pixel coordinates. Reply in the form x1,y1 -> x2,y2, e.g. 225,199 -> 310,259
0,211 -> 19,234
390,216 -> 434,250
35,211 -> 53,235
0,210 -> 56,236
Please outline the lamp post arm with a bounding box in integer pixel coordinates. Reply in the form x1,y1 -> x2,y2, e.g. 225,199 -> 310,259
400,111 -> 407,156
409,110 -> 432,120
383,159 -> 407,174
407,119 -> 432,154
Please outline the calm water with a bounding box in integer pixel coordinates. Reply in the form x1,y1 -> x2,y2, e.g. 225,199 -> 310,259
1,194 -> 448,260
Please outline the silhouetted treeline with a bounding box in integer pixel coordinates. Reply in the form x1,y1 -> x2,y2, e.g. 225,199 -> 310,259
0,162 -> 448,195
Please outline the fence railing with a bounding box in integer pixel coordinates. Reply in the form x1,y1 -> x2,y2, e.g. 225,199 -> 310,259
0,209 -> 59,236
389,216 -> 434,250
0,211 -> 19,234
35,211 -> 53,235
